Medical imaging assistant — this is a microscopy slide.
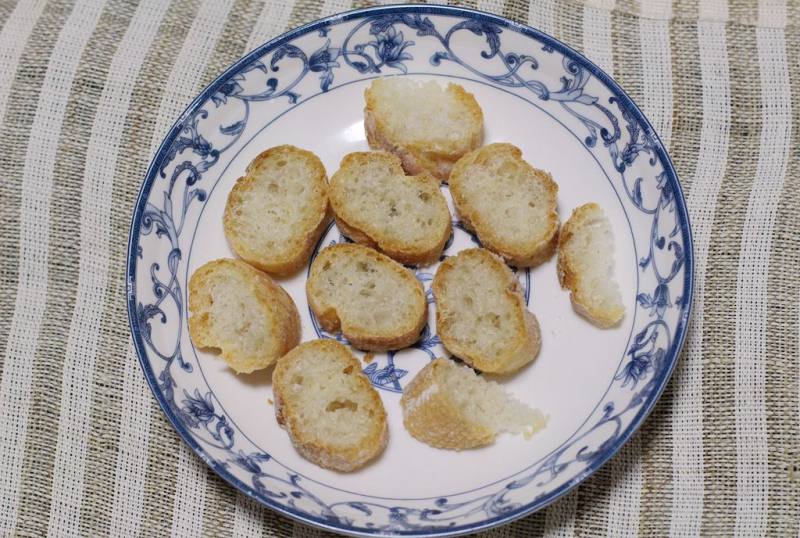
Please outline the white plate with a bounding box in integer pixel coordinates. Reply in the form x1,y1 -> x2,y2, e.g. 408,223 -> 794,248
127,5 -> 693,536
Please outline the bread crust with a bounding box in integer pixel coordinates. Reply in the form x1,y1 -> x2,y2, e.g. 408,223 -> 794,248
329,151 -> 451,265
449,143 -> 559,267
187,258 -> 301,373
432,248 -> 540,374
223,145 -> 331,276
400,359 -> 494,450
557,203 -> 625,328
306,243 -> 427,351
364,80 -> 483,181
273,340 -> 388,471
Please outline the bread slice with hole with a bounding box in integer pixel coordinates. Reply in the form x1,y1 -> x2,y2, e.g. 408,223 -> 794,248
273,339 -> 388,472
557,203 -> 625,328
450,143 -> 559,267
223,145 -> 330,275
401,358 -> 547,450
306,243 -> 427,351
329,151 -> 452,265
433,248 -> 541,374
364,77 -> 483,181
188,258 -> 300,374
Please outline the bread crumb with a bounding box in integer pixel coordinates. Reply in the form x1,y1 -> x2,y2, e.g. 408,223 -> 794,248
267,398 -> 273,405
363,353 -> 375,364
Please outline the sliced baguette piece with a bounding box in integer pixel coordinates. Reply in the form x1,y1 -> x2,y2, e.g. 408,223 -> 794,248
273,340 -> 388,472
223,145 -> 331,275
364,77 -> 483,181
306,243 -> 427,351
188,259 -> 300,374
433,248 -> 541,374
557,203 -> 625,328
329,151 -> 452,265
401,358 -> 547,450
450,143 -> 559,267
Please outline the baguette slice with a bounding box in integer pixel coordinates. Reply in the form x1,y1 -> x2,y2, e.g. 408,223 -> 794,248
273,340 -> 388,472
188,259 -> 300,374
557,203 -> 625,328
306,243 -> 427,351
433,248 -> 541,374
401,358 -> 547,450
223,145 -> 330,275
364,78 -> 483,181
450,143 -> 559,267
329,151 -> 452,265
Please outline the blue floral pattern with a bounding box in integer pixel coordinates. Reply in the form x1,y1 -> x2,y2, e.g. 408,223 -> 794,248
128,6 -> 691,535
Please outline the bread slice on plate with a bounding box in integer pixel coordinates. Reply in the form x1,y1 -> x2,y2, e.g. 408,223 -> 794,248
223,145 -> 330,275
306,243 -> 427,351
401,358 -> 547,450
329,151 -> 452,265
449,143 -> 559,267
273,339 -> 388,472
364,77 -> 483,181
557,203 -> 625,328
432,248 -> 541,374
187,258 -> 300,374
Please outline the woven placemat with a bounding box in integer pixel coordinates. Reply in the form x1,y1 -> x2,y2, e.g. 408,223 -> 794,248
0,0 -> 797,535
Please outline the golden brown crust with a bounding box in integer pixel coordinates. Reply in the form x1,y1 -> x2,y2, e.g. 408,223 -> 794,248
432,248 -> 540,373
273,340 -> 388,471
223,145 -> 331,276
364,81 -> 483,181
306,243 -> 427,351
449,143 -> 559,267
557,203 -> 624,328
329,151 -> 451,265
187,258 -> 300,373
400,359 -> 494,450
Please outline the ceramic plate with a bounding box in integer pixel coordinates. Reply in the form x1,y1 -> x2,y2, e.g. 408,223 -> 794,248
127,5 -> 693,536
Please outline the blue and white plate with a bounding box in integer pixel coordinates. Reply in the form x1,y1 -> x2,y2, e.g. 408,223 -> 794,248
127,5 -> 693,536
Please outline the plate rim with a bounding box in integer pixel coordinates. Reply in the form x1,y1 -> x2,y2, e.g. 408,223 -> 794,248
125,4 -> 695,537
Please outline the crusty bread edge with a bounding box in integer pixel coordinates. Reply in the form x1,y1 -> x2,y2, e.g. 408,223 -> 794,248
432,248 -> 541,374
557,202 -> 625,328
273,340 -> 388,471
400,358 -> 495,450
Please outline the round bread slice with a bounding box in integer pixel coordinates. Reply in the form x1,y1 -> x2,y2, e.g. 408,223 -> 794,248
450,143 -> 559,267
187,258 -> 300,374
364,77 -> 483,181
557,203 -> 625,328
401,358 -> 547,450
329,151 -> 452,265
223,145 -> 331,275
273,340 -> 388,472
432,248 -> 541,374
306,243 -> 427,351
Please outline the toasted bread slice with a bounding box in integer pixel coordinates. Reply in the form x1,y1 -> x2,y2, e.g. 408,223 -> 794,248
273,340 -> 388,471
223,145 -> 330,275
450,143 -> 559,267
557,203 -> 624,328
306,243 -> 427,351
364,78 -> 483,181
329,151 -> 452,265
187,259 -> 300,374
401,358 -> 547,450
432,248 -> 540,374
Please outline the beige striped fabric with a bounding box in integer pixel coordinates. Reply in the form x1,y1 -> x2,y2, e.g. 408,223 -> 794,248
0,0 -> 798,536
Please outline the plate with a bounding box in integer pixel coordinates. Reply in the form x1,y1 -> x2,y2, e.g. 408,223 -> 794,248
127,5 -> 693,536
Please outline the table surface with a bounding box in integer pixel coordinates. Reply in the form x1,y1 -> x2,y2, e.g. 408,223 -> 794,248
0,0 -> 798,536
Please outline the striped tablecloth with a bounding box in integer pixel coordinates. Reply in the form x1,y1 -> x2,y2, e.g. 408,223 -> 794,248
0,0 -> 798,536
